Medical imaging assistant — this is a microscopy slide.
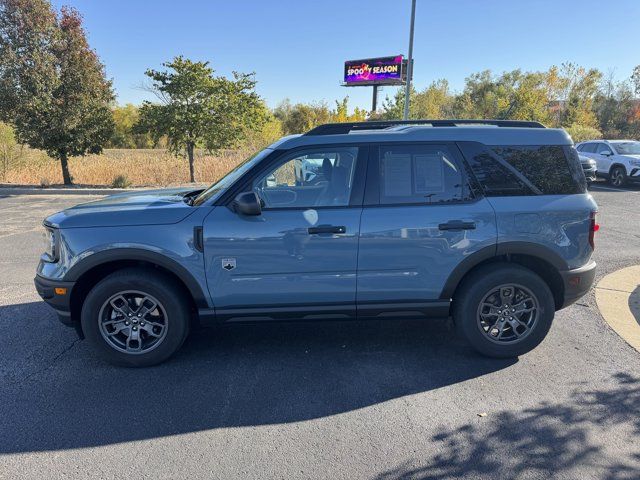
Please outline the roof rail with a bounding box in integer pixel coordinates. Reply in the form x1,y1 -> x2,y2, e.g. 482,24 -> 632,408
305,119 -> 546,136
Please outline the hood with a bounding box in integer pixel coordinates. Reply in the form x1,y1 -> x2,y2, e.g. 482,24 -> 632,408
45,187 -> 202,229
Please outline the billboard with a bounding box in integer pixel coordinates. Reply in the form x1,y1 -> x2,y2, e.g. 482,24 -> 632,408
344,55 -> 405,86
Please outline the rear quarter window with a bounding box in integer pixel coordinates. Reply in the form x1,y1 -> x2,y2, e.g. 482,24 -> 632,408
459,143 -> 586,196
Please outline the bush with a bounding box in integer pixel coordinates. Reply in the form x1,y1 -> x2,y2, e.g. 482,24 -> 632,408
111,174 -> 131,188
565,123 -> 602,143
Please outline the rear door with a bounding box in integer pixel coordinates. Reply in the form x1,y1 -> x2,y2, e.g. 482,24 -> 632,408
356,143 -> 497,317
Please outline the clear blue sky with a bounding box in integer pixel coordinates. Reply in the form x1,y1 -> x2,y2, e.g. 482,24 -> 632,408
52,0 -> 639,111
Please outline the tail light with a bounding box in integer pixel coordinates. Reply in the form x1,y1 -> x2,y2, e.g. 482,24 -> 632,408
589,211 -> 599,249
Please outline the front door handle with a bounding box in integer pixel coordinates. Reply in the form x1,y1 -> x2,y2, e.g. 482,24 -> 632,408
438,220 -> 476,231
308,225 -> 346,235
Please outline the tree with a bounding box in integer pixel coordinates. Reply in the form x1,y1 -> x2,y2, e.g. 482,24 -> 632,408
136,56 -> 264,182
109,104 -> 155,149
631,65 -> 640,96
331,97 -> 367,123
0,0 -> 114,184
0,121 -> 20,181
274,99 -> 331,134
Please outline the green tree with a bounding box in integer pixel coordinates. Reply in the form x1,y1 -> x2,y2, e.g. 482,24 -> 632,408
549,63 -> 601,128
631,65 -> 640,96
274,99 -> 331,134
136,56 -> 264,182
454,69 -> 551,123
411,80 -> 455,119
0,0 -> 114,184
330,97 -> 367,123
110,104 -> 155,149
378,86 -> 414,120
0,121 -> 20,181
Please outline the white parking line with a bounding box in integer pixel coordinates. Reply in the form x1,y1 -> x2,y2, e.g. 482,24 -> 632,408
590,185 -> 637,193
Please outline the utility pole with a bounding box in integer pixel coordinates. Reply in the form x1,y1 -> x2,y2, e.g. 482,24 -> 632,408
403,0 -> 416,120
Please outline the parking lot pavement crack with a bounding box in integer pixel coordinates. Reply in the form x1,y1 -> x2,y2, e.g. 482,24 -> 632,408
595,285 -> 636,294
5,338 -> 81,387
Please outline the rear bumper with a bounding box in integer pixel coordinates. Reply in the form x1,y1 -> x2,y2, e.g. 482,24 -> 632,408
34,275 -> 76,326
559,261 -> 596,309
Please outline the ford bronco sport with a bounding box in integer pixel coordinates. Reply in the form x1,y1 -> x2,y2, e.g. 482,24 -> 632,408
35,120 -> 598,367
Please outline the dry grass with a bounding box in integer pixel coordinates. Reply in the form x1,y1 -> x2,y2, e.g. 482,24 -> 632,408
1,148 -> 251,187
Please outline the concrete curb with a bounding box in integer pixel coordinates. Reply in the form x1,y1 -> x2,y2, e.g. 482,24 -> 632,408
0,187 -> 136,196
595,265 -> 640,353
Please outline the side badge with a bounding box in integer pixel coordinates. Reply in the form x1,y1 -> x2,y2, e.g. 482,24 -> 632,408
222,258 -> 236,271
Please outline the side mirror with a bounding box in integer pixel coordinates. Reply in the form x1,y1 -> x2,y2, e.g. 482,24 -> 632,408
601,150 -> 613,156
233,192 -> 262,216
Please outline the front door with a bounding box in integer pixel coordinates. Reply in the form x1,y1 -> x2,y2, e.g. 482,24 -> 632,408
203,145 -> 365,321
357,143 -> 497,317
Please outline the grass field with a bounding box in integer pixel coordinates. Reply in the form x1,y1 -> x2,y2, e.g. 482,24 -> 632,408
1,148 -> 249,187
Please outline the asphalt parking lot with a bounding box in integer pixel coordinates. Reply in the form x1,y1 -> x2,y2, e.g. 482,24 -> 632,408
1,183 -> 639,480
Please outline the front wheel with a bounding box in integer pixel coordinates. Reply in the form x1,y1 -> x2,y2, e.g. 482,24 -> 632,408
81,268 -> 190,367
609,166 -> 627,187
453,263 -> 555,358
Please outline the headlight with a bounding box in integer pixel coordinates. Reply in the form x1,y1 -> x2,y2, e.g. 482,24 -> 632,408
42,226 -> 58,262
629,159 -> 640,167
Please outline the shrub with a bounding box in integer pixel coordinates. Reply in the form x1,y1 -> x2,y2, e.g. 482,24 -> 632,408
111,174 -> 131,188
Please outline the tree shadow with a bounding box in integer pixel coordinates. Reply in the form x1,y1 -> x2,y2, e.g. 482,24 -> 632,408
0,301 -> 516,453
374,372 -> 640,480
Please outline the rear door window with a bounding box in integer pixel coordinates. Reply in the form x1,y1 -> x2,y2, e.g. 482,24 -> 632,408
373,144 -> 474,205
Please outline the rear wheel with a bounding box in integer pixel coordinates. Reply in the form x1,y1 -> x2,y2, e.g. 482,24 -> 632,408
609,166 -> 627,187
81,268 -> 190,367
453,263 -> 555,358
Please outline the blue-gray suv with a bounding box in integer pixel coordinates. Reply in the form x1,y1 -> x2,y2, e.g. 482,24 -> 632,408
35,120 -> 598,367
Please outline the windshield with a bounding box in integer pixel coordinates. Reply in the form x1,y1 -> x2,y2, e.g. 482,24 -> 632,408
612,142 -> 640,155
192,148 -> 273,206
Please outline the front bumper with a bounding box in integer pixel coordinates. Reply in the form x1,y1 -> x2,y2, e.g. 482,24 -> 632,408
628,168 -> 640,183
559,261 -> 596,309
34,275 -> 76,326
582,166 -> 597,182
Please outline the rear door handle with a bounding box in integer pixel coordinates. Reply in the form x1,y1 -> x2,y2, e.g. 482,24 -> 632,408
308,225 -> 346,235
438,220 -> 476,231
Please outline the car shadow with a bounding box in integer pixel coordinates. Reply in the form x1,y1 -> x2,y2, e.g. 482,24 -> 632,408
0,301 -> 516,454
372,372 -> 640,479
630,286 -> 640,328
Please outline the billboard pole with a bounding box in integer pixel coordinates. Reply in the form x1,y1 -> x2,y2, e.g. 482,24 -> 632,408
403,0 -> 416,120
372,85 -> 378,113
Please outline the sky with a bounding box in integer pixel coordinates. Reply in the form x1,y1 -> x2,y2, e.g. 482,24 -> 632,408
52,0 -> 640,112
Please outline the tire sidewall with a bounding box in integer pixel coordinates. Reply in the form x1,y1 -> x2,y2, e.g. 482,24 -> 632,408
81,270 -> 189,367
454,265 -> 555,358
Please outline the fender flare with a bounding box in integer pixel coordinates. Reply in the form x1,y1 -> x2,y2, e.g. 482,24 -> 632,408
64,248 -> 209,308
608,163 -> 628,176
439,241 -> 568,300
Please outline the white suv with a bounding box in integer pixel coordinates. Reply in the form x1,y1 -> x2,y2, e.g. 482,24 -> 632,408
576,140 -> 640,187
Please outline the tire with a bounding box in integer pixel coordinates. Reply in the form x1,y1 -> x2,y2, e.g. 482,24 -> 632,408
452,263 -> 555,358
609,166 -> 627,187
81,268 -> 190,367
